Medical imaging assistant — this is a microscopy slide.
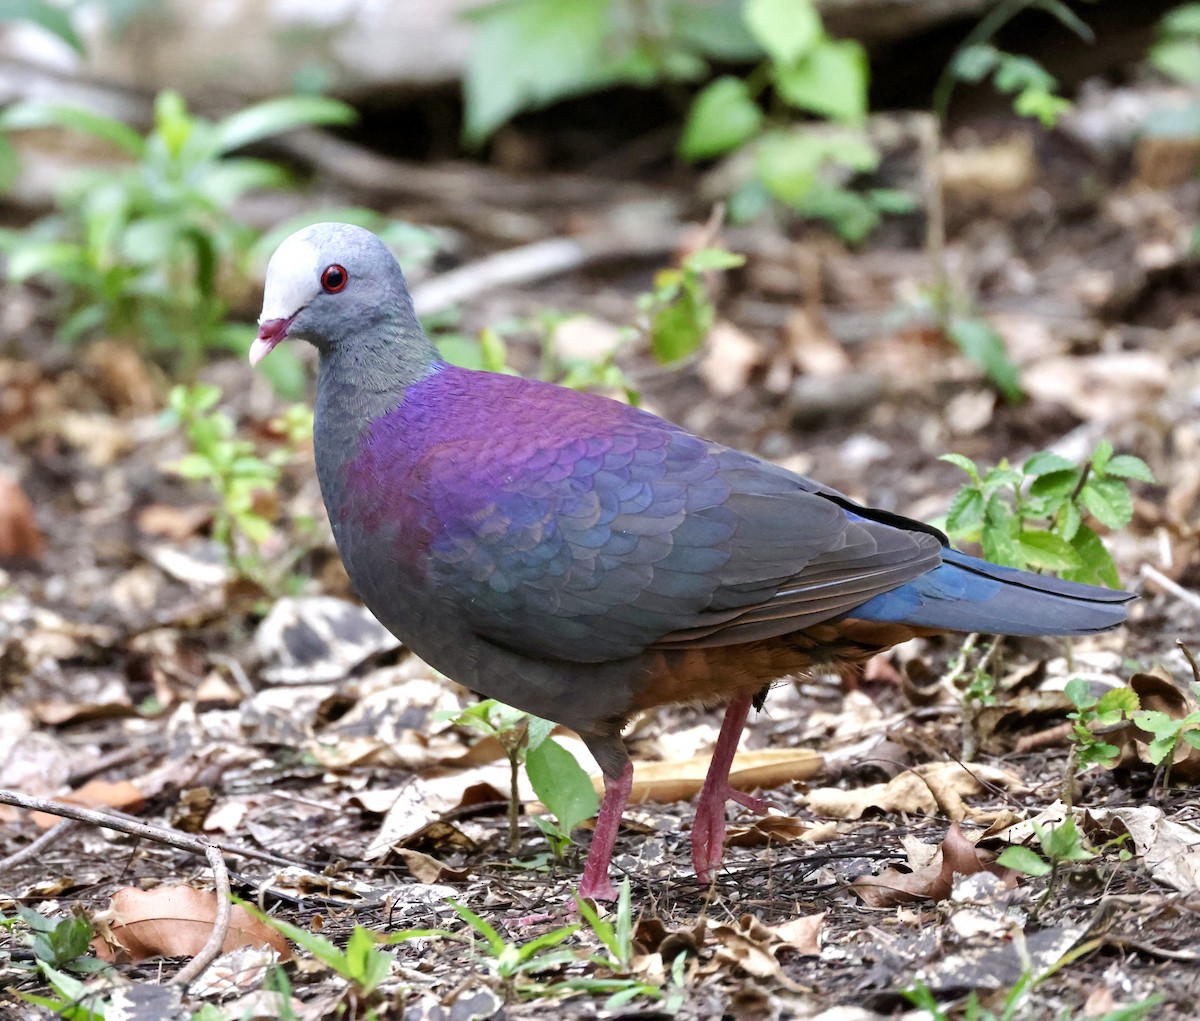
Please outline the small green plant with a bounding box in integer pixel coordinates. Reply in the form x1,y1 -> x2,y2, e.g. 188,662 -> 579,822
1133,681 -> 1200,790
3,907 -> 111,1019
436,244 -> 744,399
933,0 -> 1091,129
241,902 -> 448,1005
1064,678 -> 1140,779
678,0 -> 909,240
0,89 -> 354,375
463,0 -> 905,240
163,383 -> 313,589
941,442 -> 1154,588
905,972 -> 1159,1021
449,898 -> 580,988
439,699 -> 599,860
637,247 -> 746,363
1149,3 -> 1200,85
998,815 -> 1096,909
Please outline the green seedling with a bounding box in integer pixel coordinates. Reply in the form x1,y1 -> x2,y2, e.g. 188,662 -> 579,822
464,0 -> 905,240
934,0 -> 1091,129
906,971 -> 1159,1021
0,89 -> 354,377
4,907 -> 111,1020
942,443 -> 1154,588
1133,679 -> 1200,790
449,898 -> 580,990
1149,3 -> 1200,85
163,383 -> 313,590
1064,678 -> 1139,778
438,699 -> 598,861
638,247 -> 746,364
240,901 -> 449,1001
998,815 -> 1096,913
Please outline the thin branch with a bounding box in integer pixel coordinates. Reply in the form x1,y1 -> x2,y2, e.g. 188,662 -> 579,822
1141,565 -> 1200,615
0,789 -> 297,869
174,844 -> 233,987
0,818 -> 80,871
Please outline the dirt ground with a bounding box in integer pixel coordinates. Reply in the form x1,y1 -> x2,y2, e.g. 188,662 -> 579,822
1,70 -> 1199,1021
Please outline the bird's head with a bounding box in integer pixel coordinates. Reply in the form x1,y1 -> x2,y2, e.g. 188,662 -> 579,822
251,222 -> 414,366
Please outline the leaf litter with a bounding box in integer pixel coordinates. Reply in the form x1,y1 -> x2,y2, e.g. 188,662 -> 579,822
1,98 -> 1199,1020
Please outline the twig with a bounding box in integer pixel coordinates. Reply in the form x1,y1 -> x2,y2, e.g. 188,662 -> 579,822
0,789 -> 296,869
173,844 -> 232,987
410,221 -> 790,316
1140,564 -> 1200,614
410,232 -> 684,315
0,818 -> 80,871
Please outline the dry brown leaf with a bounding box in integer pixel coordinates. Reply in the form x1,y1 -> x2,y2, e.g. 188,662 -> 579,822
31,779 -> 145,830
0,473 -> 44,564
397,848 -> 470,885
710,915 -> 809,990
769,912 -> 825,957
726,814 -> 813,849
698,320 -> 766,398
592,748 -> 823,806
806,762 -> 1021,820
1087,806 -> 1200,895
136,503 -> 212,541
853,822 -> 1014,907
1021,351 -> 1169,422
93,886 -> 290,962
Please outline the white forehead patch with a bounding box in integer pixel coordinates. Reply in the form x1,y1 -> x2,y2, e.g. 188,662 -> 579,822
259,231 -> 322,322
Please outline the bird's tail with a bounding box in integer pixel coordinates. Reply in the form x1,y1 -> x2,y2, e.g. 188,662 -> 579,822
846,548 -> 1132,636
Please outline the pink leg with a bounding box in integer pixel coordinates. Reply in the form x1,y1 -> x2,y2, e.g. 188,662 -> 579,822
578,760 -> 633,901
692,692 -> 765,883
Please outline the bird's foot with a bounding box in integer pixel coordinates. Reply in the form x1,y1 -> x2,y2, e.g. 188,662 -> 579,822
576,760 -> 634,902
691,781 -> 768,883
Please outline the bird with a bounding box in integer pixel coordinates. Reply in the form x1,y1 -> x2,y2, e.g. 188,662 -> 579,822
252,222 -> 1132,899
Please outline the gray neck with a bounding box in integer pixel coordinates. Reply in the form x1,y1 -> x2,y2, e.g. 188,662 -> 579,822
313,315 -> 442,483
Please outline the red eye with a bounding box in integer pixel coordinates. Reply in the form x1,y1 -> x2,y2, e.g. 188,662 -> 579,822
321,264 -> 348,293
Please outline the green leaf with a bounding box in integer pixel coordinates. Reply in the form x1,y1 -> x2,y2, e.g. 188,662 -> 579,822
743,0 -> 821,65
1059,524 -> 1117,588
1096,686 -> 1139,717
1101,454 -> 1155,484
774,38 -> 868,122
951,43 -> 1000,82
945,487 -> 984,538
0,101 -> 145,156
1037,817 -> 1094,862
1029,467 -> 1078,505
679,77 -> 764,160
939,453 -> 980,484
651,281 -> 711,363
1090,439 -> 1113,475
1014,530 -> 1081,572
947,317 -> 1023,403
0,0 -> 84,54
211,96 -> 357,155
996,846 -> 1051,877
1013,88 -> 1071,128
1064,677 -> 1094,710
755,131 -> 820,203
525,714 -> 556,754
525,737 -> 599,838
1022,451 -> 1075,477
1160,3 -> 1200,36
1080,477 -> 1133,529
463,0 -> 618,144
1132,709 -> 1178,740
993,53 -> 1057,94
683,247 -> 747,272
1151,38 -> 1200,84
